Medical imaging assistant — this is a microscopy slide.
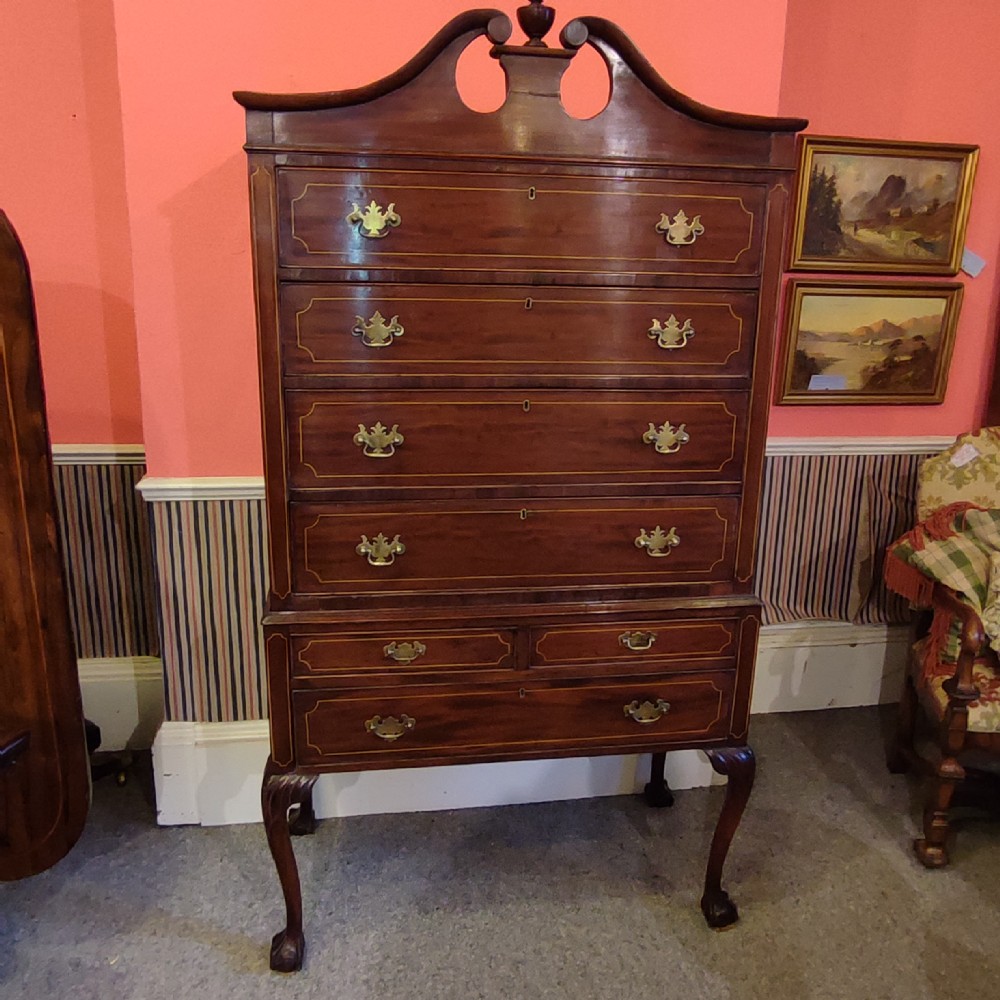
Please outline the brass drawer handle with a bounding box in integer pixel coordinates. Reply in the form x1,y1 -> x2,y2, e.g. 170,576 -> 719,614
642,421 -> 690,455
649,315 -> 695,350
635,525 -> 680,558
365,714 -> 416,741
384,640 -> 427,664
354,422 -> 404,458
655,209 -> 704,246
624,699 -> 671,724
356,532 -> 405,566
346,200 -> 401,239
619,630 -> 657,652
353,310 -> 404,349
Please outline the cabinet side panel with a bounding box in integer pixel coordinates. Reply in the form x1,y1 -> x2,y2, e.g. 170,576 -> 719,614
248,156 -> 292,602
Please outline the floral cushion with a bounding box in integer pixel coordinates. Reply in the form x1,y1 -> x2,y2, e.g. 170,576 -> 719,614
917,639 -> 1000,733
918,428 -> 1000,520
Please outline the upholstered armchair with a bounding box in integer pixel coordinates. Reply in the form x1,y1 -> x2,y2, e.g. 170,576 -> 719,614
885,428 -> 1000,866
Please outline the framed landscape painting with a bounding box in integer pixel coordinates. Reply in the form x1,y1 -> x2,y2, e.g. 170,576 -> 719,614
789,137 -> 978,274
776,281 -> 963,405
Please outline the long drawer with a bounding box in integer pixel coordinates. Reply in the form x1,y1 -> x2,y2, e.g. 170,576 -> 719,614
286,389 -> 746,491
290,496 -> 738,596
277,167 -> 765,277
293,671 -> 735,765
280,283 -> 757,380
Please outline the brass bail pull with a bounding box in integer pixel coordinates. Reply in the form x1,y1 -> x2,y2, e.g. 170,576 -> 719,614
619,630 -> 657,652
624,699 -> 671,724
346,200 -> 401,239
654,209 -> 704,246
364,714 -> 416,741
648,315 -> 695,350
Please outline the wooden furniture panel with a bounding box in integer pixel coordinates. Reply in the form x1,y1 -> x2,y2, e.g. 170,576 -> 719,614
281,283 -> 757,381
531,617 -> 740,668
0,211 -> 89,881
278,167 -> 766,278
291,496 -> 738,596
287,389 -> 746,492
238,2 -> 805,971
293,671 -> 735,766
291,628 -> 515,678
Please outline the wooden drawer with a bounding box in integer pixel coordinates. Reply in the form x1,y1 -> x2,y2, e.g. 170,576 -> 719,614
530,617 -> 740,669
280,283 -> 757,380
293,672 -> 735,765
291,628 -> 515,678
277,167 -> 765,278
286,389 -> 746,492
290,496 -> 738,596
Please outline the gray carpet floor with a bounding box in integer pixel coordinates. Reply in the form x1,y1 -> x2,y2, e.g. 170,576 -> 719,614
3,706 -> 1000,1000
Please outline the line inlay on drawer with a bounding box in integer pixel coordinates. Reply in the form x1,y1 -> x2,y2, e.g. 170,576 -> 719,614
293,672 -> 734,762
281,284 -> 757,378
286,390 -> 747,489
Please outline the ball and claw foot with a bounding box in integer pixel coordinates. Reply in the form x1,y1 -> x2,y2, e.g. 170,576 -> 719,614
913,838 -> 949,868
701,887 -> 739,929
270,928 -> 305,973
643,779 -> 675,808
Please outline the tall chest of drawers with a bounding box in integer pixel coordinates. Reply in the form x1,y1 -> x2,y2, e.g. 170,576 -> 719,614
236,2 -> 805,972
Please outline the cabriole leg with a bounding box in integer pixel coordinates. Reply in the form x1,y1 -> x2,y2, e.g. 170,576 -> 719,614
262,762 -> 318,972
701,745 -> 755,929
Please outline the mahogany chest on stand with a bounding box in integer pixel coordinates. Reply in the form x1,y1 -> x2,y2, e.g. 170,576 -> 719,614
235,0 -> 805,971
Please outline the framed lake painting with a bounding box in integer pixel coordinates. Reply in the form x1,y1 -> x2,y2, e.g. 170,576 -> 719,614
789,137 -> 978,274
776,281 -> 963,405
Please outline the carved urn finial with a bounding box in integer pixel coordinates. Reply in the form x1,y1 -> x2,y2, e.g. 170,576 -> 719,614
517,0 -> 556,47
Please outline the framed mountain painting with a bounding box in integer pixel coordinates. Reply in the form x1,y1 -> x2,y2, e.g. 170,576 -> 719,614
789,137 -> 978,274
776,280 -> 963,404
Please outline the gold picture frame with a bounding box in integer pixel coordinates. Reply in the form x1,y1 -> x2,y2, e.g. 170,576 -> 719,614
776,280 -> 963,405
789,136 -> 978,275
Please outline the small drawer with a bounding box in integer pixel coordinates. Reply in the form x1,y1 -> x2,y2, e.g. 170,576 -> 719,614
293,671 -> 735,766
291,629 -> 515,677
290,495 -> 738,597
286,389 -> 747,492
280,283 -> 757,381
530,618 -> 740,669
277,167 -> 765,278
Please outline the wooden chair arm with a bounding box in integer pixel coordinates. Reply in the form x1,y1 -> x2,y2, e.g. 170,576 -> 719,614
932,583 -> 986,704
0,728 -> 30,769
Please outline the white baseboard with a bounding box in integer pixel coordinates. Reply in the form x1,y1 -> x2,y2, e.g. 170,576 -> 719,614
150,621 -> 911,826
752,621 -> 910,713
78,657 -> 164,751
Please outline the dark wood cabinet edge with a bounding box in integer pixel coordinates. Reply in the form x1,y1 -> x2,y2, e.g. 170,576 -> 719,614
263,594 -> 762,628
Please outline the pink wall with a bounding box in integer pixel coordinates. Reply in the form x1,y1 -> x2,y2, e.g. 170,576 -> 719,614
0,0 -> 142,444
772,0 -> 1000,438
9,2 -> 995,464
110,0 -> 789,477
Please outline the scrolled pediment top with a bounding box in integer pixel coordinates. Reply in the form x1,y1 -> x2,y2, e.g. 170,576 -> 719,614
234,8 -> 508,111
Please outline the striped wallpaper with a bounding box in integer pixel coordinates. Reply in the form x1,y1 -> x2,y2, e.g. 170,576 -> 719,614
52,462 -> 159,659
149,500 -> 268,722
141,453 -> 928,722
755,452 -> 928,626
